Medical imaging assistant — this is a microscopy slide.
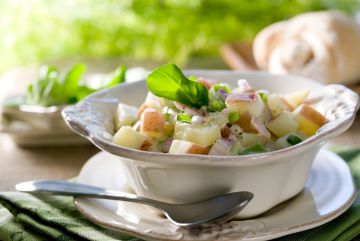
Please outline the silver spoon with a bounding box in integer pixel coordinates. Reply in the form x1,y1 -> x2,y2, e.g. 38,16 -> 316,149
16,180 -> 253,227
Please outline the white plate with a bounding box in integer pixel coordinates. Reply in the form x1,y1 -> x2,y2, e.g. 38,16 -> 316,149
75,149 -> 356,241
0,103 -> 90,147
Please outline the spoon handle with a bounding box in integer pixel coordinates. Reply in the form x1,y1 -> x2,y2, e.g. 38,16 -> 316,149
15,180 -> 156,205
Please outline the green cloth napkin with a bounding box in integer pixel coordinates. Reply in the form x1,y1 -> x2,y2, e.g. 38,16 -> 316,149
0,149 -> 360,241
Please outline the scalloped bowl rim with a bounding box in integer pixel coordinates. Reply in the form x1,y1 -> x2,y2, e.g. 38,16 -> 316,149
62,70 -> 360,167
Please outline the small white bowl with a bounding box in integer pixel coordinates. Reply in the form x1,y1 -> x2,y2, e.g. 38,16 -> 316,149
0,101 -> 89,147
62,71 -> 359,218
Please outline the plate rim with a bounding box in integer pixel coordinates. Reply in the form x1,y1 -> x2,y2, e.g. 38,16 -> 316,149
74,149 -> 357,241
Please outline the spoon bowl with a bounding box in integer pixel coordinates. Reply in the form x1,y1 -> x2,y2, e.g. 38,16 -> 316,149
16,180 -> 253,227
159,191 -> 253,227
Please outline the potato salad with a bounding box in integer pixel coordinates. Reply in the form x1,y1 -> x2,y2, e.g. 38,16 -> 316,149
113,64 -> 327,156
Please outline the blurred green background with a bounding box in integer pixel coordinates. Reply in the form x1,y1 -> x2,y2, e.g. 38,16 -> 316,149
0,0 -> 359,72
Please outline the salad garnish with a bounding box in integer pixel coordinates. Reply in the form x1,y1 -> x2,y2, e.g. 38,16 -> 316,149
6,64 -> 126,107
146,63 -> 208,109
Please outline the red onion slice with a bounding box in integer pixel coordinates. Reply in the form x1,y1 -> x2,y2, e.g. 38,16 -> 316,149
226,93 -> 257,103
209,139 -> 233,156
174,102 -> 203,116
251,117 -> 271,138
237,79 -> 254,92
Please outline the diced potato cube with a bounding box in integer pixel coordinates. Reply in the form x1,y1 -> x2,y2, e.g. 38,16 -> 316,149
258,105 -> 272,124
188,125 -> 220,146
296,131 -> 308,140
266,112 -> 299,137
205,112 -> 228,128
208,140 -> 232,156
240,133 -> 267,148
137,103 -> 149,118
114,126 -> 146,149
169,140 -> 209,155
229,142 -> 243,155
140,108 -> 165,139
274,135 -> 292,150
114,103 -> 138,130
230,124 -> 243,137
174,123 -> 221,147
226,93 -> 265,117
283,90 -> 310,109
174,122 -> 189,135
140,139 -> 152,151
295,116 -> 321,137
140,108 -> 164,132
267,94 -> 292,117
137,93 -> 164,118
163,121 -> 175,136
144,92 -> 163,111
293,104 -> 326,136
235,112 -> 271,138
236,111 -> 257,133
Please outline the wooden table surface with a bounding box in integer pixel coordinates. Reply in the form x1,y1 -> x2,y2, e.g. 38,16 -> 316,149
0,58 -> 359,191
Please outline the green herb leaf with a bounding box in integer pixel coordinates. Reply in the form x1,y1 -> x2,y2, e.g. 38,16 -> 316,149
209,100 -> 225,112
24,65 -> 119,106
259,92 -> 268,104
24,64 -> 126,107
286,134 -> 302,145
26,65 -> 59,106
207,88 -> 226,112
62,63 -> 86,96
146,63 -> 209,109
228,111 -> 240,124
239,143 -> 268,155
213,84 -> 231,93
106,66 -> 126,88
188,76 -> 197,82
177,114 -> 192,123
75,86 -> 96,101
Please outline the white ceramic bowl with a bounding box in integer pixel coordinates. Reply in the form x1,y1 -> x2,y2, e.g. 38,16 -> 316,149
0,102 -> 89,147
62,71 -> 359,218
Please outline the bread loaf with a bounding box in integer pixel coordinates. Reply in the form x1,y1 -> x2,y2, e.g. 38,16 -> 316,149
253,11 -> 360,84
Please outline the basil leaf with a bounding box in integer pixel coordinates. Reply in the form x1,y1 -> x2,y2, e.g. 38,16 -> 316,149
75,86 -> 96,101
62,63 -> 86,96
146,63 -> 208,109
188,76 -> 197,82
